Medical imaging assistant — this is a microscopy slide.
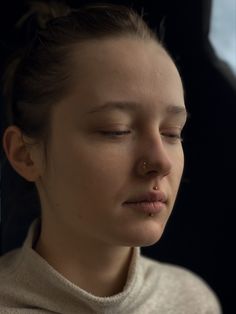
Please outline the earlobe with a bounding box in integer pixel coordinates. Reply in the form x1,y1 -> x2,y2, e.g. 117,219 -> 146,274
2,125 -> 40,182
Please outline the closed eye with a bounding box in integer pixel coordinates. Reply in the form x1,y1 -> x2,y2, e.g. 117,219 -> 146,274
162,133 -> 184,142
99,130 -> 183,142
99,130 -> 131,137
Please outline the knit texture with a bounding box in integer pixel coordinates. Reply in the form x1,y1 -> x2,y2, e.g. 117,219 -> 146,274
0,219 -> 222,314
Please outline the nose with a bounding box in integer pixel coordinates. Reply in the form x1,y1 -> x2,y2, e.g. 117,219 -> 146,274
137,132 -> 172,179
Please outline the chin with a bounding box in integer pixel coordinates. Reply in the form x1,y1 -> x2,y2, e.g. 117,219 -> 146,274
136,231 -> 164,247
121,224 -> 166,247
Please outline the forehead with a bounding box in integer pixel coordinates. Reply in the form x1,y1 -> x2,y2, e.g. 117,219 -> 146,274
67,37 -> 185,115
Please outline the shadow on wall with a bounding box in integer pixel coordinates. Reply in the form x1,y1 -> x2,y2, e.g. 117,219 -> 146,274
0,158 -> 41,255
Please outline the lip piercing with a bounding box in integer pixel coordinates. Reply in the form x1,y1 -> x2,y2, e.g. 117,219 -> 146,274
142,161 -> 158,218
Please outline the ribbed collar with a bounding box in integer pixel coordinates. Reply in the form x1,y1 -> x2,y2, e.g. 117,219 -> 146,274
18,219 -> 145,313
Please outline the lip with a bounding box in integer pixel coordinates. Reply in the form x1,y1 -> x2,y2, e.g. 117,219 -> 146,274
124,191 -> 167,203
123,201 -> 165,214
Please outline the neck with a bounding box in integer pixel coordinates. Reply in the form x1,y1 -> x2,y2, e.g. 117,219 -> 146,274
34,221 -> 134,297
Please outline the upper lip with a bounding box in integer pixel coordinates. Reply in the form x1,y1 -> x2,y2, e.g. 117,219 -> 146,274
124,191 -> 167,203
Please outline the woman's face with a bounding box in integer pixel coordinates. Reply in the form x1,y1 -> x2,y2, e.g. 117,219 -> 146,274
36,37 -> 187,247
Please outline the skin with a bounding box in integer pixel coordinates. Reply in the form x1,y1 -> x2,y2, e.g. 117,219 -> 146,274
3,37 -> 187,297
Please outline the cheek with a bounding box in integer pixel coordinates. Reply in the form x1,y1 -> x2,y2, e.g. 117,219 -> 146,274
170,148 -> 184,187
62,141 -> 126,191
82,153 -> 126,189
177,150 -> 184,177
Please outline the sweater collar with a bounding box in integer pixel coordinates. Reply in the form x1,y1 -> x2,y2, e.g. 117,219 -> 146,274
20,218 -> 145,313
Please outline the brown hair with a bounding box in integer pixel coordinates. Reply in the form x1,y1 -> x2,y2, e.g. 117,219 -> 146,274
1,1 -> 171,252
2,0 -> 165,168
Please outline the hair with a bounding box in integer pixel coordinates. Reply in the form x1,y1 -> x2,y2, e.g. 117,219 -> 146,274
2,0 -> 167,168
1,0 -> 170,252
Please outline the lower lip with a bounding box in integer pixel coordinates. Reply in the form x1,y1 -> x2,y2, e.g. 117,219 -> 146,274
123,201 -> 165,214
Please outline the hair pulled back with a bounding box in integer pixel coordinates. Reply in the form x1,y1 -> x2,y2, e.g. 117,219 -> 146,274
2,0 -> 162,166
1,1 -> 167,253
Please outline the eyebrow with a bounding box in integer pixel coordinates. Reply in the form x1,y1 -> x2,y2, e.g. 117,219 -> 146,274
86,101 -> 189,120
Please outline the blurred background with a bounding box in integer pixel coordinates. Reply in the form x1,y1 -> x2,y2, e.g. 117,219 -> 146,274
1,1 -> 235,313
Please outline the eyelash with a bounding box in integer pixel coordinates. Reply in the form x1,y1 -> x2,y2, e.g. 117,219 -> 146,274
100,131 -> 184,142
100,131 -> 131,137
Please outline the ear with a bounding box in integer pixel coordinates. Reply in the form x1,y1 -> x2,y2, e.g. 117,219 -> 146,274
2,126 -> 42,182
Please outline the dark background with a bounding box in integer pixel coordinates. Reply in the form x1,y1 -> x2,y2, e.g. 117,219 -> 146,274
1,1 -> 235,313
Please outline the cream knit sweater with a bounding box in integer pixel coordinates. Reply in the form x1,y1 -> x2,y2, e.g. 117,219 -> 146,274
0,219 -> 222,314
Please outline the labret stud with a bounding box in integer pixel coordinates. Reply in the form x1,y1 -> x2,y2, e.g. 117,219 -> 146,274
149,186 -> 158,217
142,161 -> 148,169
142,161 -> 158,217
149,186 -> 159,217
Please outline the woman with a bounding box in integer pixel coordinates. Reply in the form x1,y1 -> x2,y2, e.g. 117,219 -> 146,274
0,1 -> 221,313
